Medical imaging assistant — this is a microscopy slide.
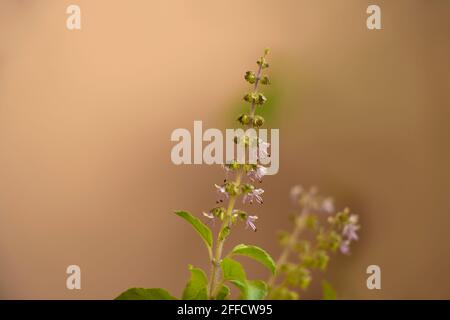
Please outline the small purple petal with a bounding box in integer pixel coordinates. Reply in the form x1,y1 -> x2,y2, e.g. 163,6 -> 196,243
245,215 -> 258,231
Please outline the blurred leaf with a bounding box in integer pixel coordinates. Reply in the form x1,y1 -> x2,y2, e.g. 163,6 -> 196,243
115,288 -> 176,300
182,265 -> 208,300
322,280 -> 337,300
230,280 -> 268,300
216,284 -> 230,300
175,210 -> 213,250
231,244 -> 276,274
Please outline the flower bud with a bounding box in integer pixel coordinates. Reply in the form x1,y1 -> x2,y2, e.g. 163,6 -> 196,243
260,76 -> 270,85
256,93 -> 267,105
233,135 -> 249,146
240,183 -> 254,193
219,226 -> 231,241
237,113 -> 251,125
253,115 -> 265,127
244,71 -> 256,84
211,207 -> 226,220
226,160 -> 241,170
257,57 -> 269,69
225,182 -> 240,196
243,92 -> 258,103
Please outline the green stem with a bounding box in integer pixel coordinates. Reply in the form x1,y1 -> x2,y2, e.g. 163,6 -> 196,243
250,61 -> 264,118
267,208 -> 308,294
208,171 -> 242,299
208,51 -> 267,299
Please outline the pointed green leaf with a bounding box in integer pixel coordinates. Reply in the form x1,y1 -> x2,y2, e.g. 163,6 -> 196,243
216,284 -> 230,300
229,280 -> 268,300
182,265 -> 209,300
322,280 -> 337,300
221,258 -> 247,283
175,211 -> 213,250
245,280 -> 268,300
115,288 -> 176,300
231,244 -> 276,274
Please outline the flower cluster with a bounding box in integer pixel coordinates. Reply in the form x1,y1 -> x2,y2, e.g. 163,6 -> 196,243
115,50 -> 361,301
268,186 -> 360,300
203,49 -> 272,235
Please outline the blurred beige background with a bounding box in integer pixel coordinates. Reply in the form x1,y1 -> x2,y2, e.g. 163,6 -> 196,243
0,0 -> 449,299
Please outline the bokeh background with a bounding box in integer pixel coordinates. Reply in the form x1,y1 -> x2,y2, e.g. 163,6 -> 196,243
0,0 -> 449,299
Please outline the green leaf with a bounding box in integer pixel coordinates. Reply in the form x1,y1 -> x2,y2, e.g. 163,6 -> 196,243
246,280 -> 268,300
182,265 -> 209,300
175,211 -> 213,250
221,258 -> 247,283
115,288 -> 176,300
229,280 -> 268,300
322,280 -> 337,300
215,284 -> 230,300
231,244 -> 276,274
221,258 -> 267,300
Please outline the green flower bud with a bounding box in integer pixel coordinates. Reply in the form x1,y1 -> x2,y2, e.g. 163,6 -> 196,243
225,182 -> 240,196
315,250 -> 330,271
286,266 -> 311,290
211,207 -> 226,220
293,240 -> 310,254
219,226 -> 231,241
253,115 -> 265,127
237,113 -> 251,125
240,183 -> 254,193
243,164 -> 256,172
234,135 -> 250,147
301,254 -> 315,268
260,76 -> 270,85
305,215 -> 318,230
243,92 -> 258,103
270,287 -> 299,300
256,93 -> 267,105
233,210 -> 248,221
257,57 -> 269,69
244,71 -> 256,84
226,160 -> 241,170
277,231 -> 291,247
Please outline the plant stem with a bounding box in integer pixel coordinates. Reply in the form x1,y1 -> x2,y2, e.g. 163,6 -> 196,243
209,171 -> 242,299
267,208 -> 308,292
208,52 -> 266,299
250,62 -> 264,117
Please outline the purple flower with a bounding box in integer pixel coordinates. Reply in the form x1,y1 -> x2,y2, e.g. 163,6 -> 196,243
243,188 -> 264,204
340,240 -> 351,255
215,184 -> 229,203
342,223 -> 359,241
340,214 -> 360,254
245,215 -> 258,231
247,165 -> 267,182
